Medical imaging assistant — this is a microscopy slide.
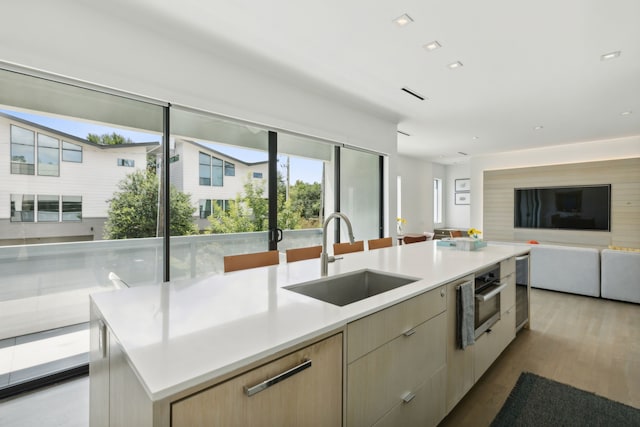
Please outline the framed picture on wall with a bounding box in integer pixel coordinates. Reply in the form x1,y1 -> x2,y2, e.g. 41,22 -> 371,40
455,178 -> 470,192
455,193 -> 470,205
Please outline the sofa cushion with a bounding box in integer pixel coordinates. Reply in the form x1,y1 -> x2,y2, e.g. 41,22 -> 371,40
601,249 -> 640,304
530,245 -> 600,297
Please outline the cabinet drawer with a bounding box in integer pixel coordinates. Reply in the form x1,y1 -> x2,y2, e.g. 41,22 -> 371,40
171,333 -> 342,427
347,286 -> 446,363
372,365 -> 447,427
500,256 -> 516,278
347,312 -> 446,427
500,274 -> 516,313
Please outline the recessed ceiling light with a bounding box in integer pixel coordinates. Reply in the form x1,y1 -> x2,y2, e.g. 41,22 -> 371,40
534,125 -> 544,131
393,13 -> 414,27
423,41 -> 441,51
472,136 -> 480,141
621,110 -> 633,116
448,61 -> 464,69
600,51 -> 621,61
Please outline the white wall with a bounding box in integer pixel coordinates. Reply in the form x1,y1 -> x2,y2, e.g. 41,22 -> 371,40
444,163 -> 471,229
397,155 -> 434,234
471,135 -> 640,230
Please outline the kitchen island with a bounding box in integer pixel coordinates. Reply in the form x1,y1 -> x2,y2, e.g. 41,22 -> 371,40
89,240 -> 529,426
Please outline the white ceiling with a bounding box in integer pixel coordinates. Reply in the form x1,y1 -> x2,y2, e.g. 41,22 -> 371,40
101,0 -> 639,164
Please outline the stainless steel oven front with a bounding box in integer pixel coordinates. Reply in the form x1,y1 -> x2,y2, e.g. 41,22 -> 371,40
474,264 -> 507,338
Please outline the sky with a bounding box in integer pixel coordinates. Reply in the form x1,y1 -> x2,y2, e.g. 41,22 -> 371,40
2,109 -> 323,184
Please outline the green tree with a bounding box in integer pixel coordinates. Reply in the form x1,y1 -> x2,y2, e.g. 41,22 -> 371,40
104,170 -> 197,239
87,132 -> 134,145
206,173 -> 304,233
290,180 -> 321,219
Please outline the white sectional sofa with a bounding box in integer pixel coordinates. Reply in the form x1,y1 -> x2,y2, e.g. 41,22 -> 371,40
529,244 -> 601,297
601,249 -> 640,304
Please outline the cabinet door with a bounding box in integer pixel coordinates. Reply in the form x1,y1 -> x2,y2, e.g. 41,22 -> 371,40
347,312 -> 446,427
372,365 -> 447,427
171,333 -> 342,427
445,275 -> 475,412
347,286 -> 446,363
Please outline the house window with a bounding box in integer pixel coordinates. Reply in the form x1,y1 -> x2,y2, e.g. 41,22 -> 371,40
433,178 -> 443,224
253,172 -> 263,179
37,195 -> 60,222
199,199 -> 231,218
10,125 -> 35,175
224,161 -> 235,176
38,134 -> 60,176
62,141 -> 82,162
10,194 -> 35,222
62,196 -> 82,221
117,158 -> 135,167
199,152 -> 223,186
199,152 -> 211,185
199,199 -> 212,219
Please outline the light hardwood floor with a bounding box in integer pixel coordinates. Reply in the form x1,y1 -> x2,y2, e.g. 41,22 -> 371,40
440,288 -> 640,426
0,289 -> 638,427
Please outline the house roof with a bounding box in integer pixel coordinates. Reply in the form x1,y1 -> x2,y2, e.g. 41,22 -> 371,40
0,111 -> 160,150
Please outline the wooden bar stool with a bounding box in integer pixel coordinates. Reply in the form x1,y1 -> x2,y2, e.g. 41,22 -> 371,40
286,245 -> 322,262
403,235 -> 427,244
223,250 -> 279,272
333,240 -> 365,255
368,237 -> 393,250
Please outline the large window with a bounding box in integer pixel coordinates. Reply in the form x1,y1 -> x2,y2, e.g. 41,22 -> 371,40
10,194 -> 82,222
37,195 -> 60,222
62,141 -> 82,162
62,196 -> 82,221
434,178 -> 443,224
224,161 -> 235,176
10,125 -> 35,175
37,134 -> 60,176
198,152 -> 224,186
10,194 -> 35,222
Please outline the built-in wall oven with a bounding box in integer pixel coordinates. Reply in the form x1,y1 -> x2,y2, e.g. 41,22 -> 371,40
474,263 -> 507,338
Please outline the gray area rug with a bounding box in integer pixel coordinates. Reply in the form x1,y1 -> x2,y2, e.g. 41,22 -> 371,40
491,372 -> 640,426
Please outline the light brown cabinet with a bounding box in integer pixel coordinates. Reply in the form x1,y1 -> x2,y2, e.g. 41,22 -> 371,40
445,274 -> 475,413
474,257 -> 517,382
346,286 -> 447,427
172,333 -> 342,427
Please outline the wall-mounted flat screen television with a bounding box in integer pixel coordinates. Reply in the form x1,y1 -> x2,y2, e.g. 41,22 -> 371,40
514,185 -> 611,231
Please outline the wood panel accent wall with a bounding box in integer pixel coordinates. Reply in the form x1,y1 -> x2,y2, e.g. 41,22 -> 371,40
483,158 -> 640,248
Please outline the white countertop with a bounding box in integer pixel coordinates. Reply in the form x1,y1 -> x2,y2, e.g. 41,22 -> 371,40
90,241 -> 529,401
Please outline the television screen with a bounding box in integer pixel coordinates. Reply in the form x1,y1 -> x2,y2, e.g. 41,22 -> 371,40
514,185 -> 611,231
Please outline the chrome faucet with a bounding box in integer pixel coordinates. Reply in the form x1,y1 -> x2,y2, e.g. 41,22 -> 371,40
321,212 -> 355,276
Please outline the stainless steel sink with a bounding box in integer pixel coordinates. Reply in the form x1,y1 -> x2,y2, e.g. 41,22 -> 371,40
284,269 -> 420,306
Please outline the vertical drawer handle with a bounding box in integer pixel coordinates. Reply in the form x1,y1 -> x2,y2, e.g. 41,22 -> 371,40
98,320 -> 107,359
402,391 -> 416,404
244,359 -> 312,397
403,328 -> 416,337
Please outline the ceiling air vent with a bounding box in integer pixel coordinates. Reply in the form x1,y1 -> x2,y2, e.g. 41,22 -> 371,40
401,87 -> 425,101
457,151 -> 468,156
397,130 -> 410,136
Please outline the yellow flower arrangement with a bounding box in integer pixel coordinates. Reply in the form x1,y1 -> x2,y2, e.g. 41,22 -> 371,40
396,217 -> 407,225
468,228 -> 482,239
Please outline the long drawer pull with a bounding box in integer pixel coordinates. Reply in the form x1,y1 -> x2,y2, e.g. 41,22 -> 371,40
244,359 -> 312,397
475,282 -> 508,302
402,391 -> 416,404
403,328 -> 416,337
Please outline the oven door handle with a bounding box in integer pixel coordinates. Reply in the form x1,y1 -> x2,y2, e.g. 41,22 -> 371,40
475,282 -> 508,302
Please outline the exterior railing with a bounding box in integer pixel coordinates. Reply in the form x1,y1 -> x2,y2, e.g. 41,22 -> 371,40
0,228 -> 322,340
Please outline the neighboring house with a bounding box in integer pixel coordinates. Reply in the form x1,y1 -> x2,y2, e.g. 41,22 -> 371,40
0,113 -> 272,244
0,112 -> 155,245
169,139 -> 269,231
